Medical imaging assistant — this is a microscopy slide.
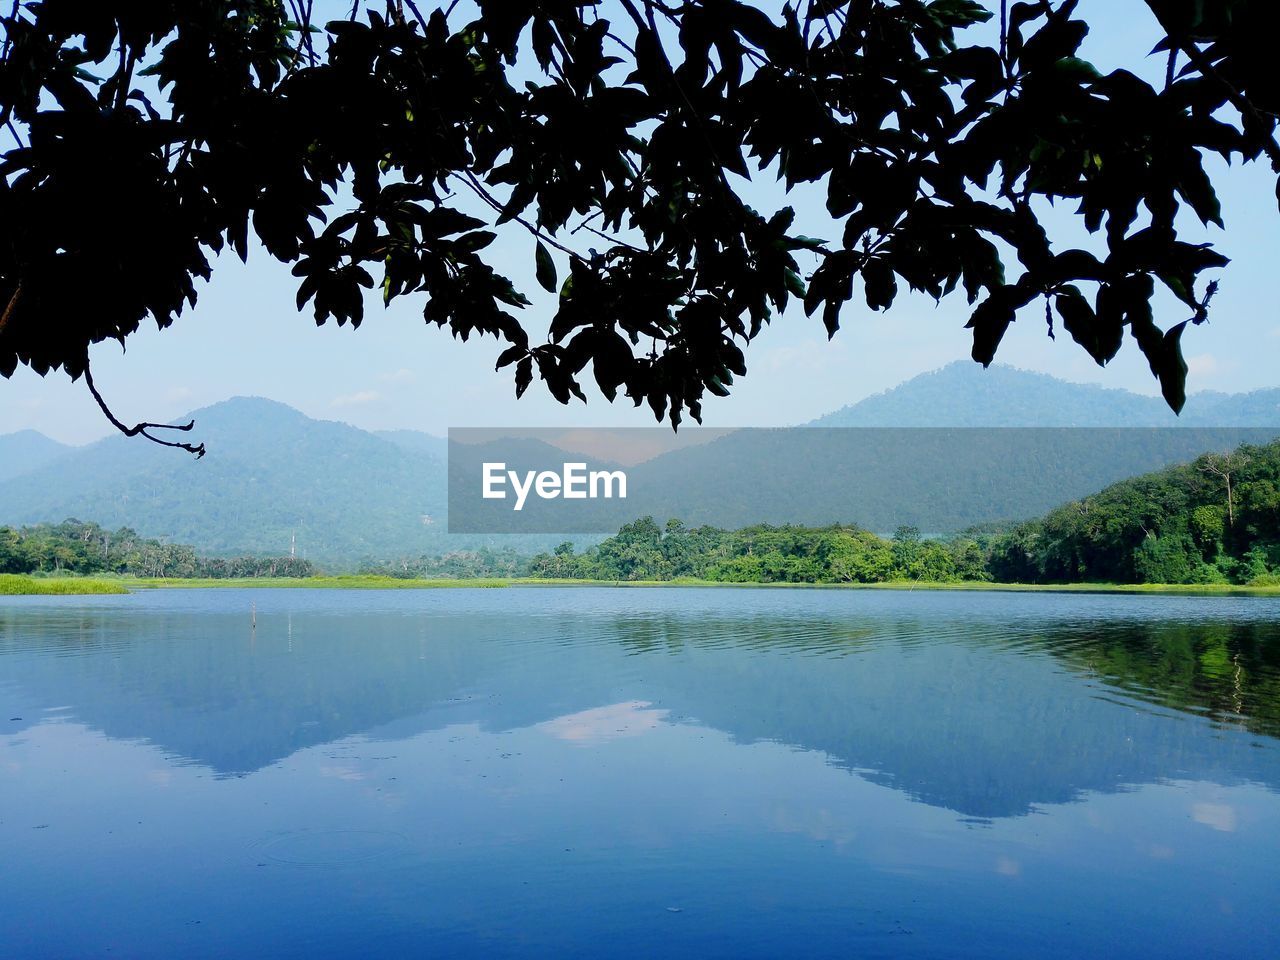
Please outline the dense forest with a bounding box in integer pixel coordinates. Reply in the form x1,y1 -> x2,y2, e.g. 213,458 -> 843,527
988,441 -> 1280,586
529,519 -> 989,584
531,441 -> 1280,587
357,548 -> 531,580
0,520 -> 314,579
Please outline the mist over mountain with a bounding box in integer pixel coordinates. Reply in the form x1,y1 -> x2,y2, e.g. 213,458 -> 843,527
0,429 -> 75,481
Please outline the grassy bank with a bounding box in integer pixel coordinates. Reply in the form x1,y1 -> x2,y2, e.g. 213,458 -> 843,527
6,574 -> 1279,596
0,574 -> 129,595
111,574 -> 515,590
518,578 -> 1280,595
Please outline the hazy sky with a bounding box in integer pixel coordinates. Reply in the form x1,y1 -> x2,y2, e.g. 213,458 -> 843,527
3,0 -> 1277,444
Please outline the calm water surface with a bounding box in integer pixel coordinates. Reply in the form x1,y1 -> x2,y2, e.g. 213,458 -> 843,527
2,587 -> 1279,958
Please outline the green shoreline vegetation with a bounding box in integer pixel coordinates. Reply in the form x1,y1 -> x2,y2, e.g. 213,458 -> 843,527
524,440 -> 1280,589
114,575 -> 513,590
3,440 -> 1278,596
4,574 -> 1279,597
0,574 -> 128,595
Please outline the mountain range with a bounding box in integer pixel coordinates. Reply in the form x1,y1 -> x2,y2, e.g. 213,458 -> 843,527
813,362 -> 1280,426
0,398 -> 451,563
0,429 -> 74,482
2,362 -> 1278,563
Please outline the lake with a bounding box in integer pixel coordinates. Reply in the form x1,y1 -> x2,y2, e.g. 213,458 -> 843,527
2,587 -> 1279,958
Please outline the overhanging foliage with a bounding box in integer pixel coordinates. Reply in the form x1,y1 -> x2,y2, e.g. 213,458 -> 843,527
2,1 -> 1276,442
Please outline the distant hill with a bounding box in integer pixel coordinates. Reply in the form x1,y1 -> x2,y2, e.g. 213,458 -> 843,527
0,429 -> 75,482
375,428 -> 448,460
0,398 -> 452,564
615,426 -> 1280,534
3,364 -> 1278,560
813,362 -> 1280,427
0,398 -> 587,564
1185,388 -> 1280,426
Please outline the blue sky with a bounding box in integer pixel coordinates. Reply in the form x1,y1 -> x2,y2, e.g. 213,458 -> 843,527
2,0 -> 1277,444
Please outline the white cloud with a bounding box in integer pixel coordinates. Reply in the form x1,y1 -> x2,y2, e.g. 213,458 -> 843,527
1186,354 -> 1219,377
754,337 -> 849,374
1192,803 -> 1237,833
377,368 -> 415,384
995,856 -> 1021,877
165,386 -> 194,403
330,390 -> 381,408
536,701 -> 668,746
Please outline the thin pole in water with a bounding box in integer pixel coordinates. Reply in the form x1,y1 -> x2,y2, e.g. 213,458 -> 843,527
251,601 -> 256,630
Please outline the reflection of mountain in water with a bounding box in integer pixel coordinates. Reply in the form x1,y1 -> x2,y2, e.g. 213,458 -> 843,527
0,606 -> 542,775
619,613 -> 1280,818
1,592 -> 1278,820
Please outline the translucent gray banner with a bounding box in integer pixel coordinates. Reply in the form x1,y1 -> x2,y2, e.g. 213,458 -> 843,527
447,427 -> 1280,534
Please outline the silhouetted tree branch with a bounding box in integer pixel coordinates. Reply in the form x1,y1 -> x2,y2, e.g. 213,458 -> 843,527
84,363 -> 206,459
2,0 -> 1278,446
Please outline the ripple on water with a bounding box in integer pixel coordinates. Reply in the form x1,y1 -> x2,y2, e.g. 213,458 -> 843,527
251,829 -> 409,867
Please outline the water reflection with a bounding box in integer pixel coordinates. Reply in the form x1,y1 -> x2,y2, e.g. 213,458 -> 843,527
537,701 -> 670,746
2,589 -> 1279,820
2,589 -> 1280,958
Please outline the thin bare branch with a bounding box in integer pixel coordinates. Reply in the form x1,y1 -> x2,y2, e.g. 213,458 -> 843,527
999,0 -> 1007,67
286,0 -> 318,65
0,280 -> 20,332
454,171 -> 588,263
84,363 -> 206,458
1,0 -> 19,60
403,0 -> 429,30
572,217 -> 647,253
604,31 -> 636,55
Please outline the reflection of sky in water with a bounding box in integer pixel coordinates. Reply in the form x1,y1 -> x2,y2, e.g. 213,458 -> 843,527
537,701 -> 669,745
1,586 -> 1279,959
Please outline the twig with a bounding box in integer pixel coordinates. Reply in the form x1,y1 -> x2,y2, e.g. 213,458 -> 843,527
287,0 -> 318,65
616,0 -> 649,37
574,218 -> 646,253
402,0 -> 429,30
1172,36 -> 1280,172
115,50 -> 137,111
999,0 -> 1007,67
569,210 -> 604,235
1,0 -> 19,61
604,31 -> 636,55
0,280 -> 19,332
84,363 -> 206,458
620,0 -> 730,183
454,171 -> 588,262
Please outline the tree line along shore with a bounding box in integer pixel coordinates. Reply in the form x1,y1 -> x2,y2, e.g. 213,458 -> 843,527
4,441 -> 1278,593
